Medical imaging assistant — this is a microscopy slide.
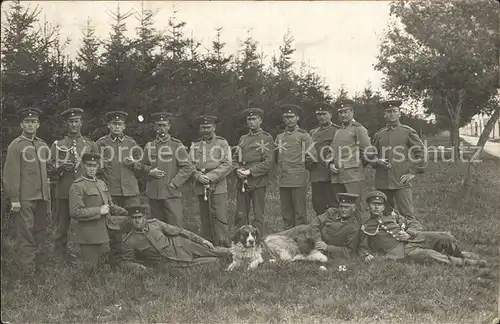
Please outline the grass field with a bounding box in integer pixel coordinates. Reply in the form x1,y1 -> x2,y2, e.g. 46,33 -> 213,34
1,134 -> 499,324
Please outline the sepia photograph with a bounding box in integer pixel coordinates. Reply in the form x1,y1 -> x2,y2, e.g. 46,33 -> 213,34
1,0 -> 499,323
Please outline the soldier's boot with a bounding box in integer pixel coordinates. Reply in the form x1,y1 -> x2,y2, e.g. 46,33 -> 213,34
463,258 -> 487,267
449,256 -> 487,267
461,251 -> 480,260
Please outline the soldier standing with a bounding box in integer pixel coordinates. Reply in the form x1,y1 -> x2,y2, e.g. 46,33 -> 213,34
371,100 -> 426,220
96,111 -> 141,207
50,108 -> 99,262
328,99 -> 374,210
190,115 -> 233,246
309,102 -> 341,214
3,107 -> 50,275
141,112 -> 194,227
233,108 -> 274,235
68,153 -> 127,266
275,104 -> 316,230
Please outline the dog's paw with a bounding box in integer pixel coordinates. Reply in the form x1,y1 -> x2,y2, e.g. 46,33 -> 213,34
247,261 -> 261,270
225,263 -> 237,272
269,259 -> 276,263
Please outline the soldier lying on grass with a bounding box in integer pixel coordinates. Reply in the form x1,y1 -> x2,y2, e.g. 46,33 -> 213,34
264,193 -> 367,262
360,191 -> 487,267
118,205 -> 229,271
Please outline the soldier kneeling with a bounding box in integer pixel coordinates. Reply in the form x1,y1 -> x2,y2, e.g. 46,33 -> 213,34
361,191 -> 487,267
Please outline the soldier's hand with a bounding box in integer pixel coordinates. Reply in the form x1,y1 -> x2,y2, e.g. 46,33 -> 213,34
100,205 -> 110,215
394,230 -> 410,241
202,240 -> 214,250
10,201 -> 21,213
314,240 -> 328,251
329,163 -> 339,174
378,159 -> 391,170
399,173 -> 415,184
236,169 -> 246,179
198,175 -> 210,184
364,254 -> 375,263
149,168 -> 165,179
123,157 -> 135,167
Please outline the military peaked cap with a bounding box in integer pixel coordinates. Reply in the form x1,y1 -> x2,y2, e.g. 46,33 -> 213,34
280,104 -> 302,116
365,191 -> 387,203
243,108 -> 264,118
337,193 -> 359,204
151,112 -> 173,122
126,205 -> 149,217
105,111 -> 128,122
381,100 -> 403,110
196,115 -> 218,125
81,152 -> 101,164
19,107 -> 42,120
335,99 -> 355,112
60,108 -> 84,120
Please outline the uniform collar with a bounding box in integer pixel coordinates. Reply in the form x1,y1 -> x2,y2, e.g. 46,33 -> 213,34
66,133 -> 83,141
285,125 -> 298,134
156,134 -> 171,143
318,122 -> 333,129
248,128 -> 262,136
82,175 -> 96,182
110,134 -> 125,142
386,121 -> 401,130
20,134 -> 36,141
341,119 -> 355,128
202,135 -> 215,143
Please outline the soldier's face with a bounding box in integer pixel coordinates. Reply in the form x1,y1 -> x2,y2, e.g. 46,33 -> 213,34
155,121 -> 170,137
339,203 -> 355,218
200,124 -> 215,136
83,162 -> 98,178
338,108 -> 354,123
369,201 -> 385,216
247,116 -> 262,130
108,120 -> 125,135
282,115 -> 299,127
66,118 -> 82,134
384,108 -> 401,123
131,215 -> 147,229
316,111 -> 331,125
20,118 -> 40,135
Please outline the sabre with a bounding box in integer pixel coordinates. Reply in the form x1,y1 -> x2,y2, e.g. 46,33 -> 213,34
201,168 -> 209,201
241,162 -> 247,193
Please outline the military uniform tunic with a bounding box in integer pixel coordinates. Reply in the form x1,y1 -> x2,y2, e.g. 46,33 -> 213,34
96,135 -> 141,206
361,213 -> 463,265
275,127 -> 316,230
50,134 -> 99,256
69,176 -> 127,264
190,135 -> 233,245
372,123 -> 426,219
233,129 -> 274,234
142,135 -> 194,227
120,219 -> 225,268
309,123 -> 341,213
3,135 -> 50,271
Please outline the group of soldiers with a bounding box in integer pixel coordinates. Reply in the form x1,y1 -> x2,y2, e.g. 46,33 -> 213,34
4,98 -> 487,274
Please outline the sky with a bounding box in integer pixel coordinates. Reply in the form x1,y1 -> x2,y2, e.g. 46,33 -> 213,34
2,0 -> 393,97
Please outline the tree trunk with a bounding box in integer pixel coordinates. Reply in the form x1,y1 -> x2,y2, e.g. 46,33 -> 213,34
463,105 -> 500,190
469,105 -> 500,161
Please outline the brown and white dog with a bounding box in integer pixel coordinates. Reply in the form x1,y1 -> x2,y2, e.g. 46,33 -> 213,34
226,225 -> 264,271
264,234 -> 328,263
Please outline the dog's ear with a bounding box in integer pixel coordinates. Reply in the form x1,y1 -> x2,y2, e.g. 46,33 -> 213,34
254,227 -> 261,244
231,227 -> 242,244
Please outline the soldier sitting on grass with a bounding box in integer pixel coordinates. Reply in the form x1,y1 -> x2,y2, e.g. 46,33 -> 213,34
118,205 -> 229,271
361,191 -> 487,267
